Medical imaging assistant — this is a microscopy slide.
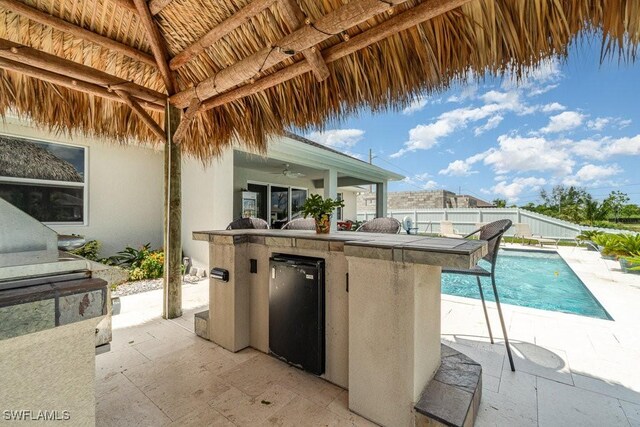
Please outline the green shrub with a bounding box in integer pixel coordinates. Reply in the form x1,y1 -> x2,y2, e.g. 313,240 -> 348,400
70,240 -> 100,261
107,244 -> 151,268
127,251 -> 164,280
576,230 -> 603,241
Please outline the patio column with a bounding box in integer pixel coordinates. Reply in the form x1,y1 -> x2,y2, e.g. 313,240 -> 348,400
324,168 -> 338,231
163,103 -> 182,319
376,181 -> 388,218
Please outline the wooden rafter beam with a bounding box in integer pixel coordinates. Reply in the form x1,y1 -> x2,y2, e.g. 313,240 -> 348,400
0,56 -> 164,112
0,39 -> 166,108
0,0 -> 156,68
132,0 -> 177,94
198,0 -> 472,113
115,90 -> 166,141
278,0 -> 329,82
169,0 -> 278,70
169,0 -> 406,108
148,0 -> 173,15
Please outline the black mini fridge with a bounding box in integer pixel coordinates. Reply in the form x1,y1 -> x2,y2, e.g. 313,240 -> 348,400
269,254 -> 325,375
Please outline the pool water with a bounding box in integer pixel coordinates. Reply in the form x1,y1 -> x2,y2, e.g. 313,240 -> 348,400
442,250 -> 612,320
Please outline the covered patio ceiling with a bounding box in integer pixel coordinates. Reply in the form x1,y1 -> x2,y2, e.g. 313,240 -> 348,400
234,133 -> 403,186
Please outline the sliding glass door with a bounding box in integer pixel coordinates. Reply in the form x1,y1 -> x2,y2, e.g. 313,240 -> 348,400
247,182 -> 308,228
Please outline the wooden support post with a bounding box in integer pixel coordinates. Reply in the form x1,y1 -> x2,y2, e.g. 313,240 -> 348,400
163,102 -> 182,319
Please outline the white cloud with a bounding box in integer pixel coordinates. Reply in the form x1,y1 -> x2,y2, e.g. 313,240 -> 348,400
527,84 -> 559,97
439,152 -> 486,176
587,117 -> 610,131
439,160 -> 476,176
447,84 -> 478,103
541,102 -> 566,113
606,135 -> 640,156
474,115 -> 504,136
540,111 -> 586,134
491,176 -> 547,202
576,164 -> 621,181
483,134 -> 574,176
307,129 -> 365,149
402,97 -> 429,115
570,134 -> 640,159
403,173 -> 438,190
392,90 -> 534,157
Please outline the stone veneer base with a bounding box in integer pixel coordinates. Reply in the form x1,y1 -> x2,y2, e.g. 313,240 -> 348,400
415,344 -> 482,427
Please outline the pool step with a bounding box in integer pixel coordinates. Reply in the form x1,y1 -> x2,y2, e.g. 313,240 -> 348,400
415,344 -> 482,427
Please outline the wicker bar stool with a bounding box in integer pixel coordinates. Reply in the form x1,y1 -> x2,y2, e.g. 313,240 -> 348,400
356,217 -> 402,234
226,217 -> 270,230
281,218 -> 316,230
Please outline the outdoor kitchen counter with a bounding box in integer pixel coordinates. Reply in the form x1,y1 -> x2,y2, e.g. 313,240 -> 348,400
193,229 -> 487,427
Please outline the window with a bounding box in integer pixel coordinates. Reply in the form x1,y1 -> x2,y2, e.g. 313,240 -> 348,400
336,192 -> 343,220
0,134 -> 86,224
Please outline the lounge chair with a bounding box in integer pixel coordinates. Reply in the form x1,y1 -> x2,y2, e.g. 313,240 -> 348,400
226,217 -> 270,230
356,217 -> 402,234
439,220 -> 463,238
282,218 -> 316,230
514,223 -> 558,247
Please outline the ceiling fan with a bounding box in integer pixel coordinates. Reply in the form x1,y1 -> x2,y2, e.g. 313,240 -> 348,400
272,164 -> 305,178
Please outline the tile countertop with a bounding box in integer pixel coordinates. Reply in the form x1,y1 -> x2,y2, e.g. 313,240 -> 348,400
193,230 -> 488,270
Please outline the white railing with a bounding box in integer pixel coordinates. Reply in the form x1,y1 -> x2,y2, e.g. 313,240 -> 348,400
357,208 -> 630,239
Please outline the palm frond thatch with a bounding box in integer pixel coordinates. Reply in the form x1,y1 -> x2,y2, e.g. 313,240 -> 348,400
0,0 -> 638,159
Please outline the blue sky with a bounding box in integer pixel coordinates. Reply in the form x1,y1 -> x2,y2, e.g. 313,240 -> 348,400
303,36 -> 640,205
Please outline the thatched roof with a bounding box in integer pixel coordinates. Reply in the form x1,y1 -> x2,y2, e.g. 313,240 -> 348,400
0,0 -> 638,159
0,135 -> 83,182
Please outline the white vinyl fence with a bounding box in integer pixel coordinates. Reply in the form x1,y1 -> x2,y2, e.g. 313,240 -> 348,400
357,208 -> 628,239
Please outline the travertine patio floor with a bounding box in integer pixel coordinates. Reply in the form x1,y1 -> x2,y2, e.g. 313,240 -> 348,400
95,283 -> 373,426
96,245 -> 640,426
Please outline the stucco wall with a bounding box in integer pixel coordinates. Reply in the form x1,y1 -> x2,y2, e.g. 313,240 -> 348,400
0,120 -> 164,256
182,150 -> 234,268
340,190 -> 358,221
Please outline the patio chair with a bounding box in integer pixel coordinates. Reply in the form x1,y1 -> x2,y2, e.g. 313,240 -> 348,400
282,218 -> 316,230
442,219 -> 516,371
514,223 -> 558,247
439,220 -> 463,238
356,217 -> 402,234
226,217 -> 270,230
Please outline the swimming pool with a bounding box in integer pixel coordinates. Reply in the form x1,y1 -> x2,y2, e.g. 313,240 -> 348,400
442,249 -> 612,320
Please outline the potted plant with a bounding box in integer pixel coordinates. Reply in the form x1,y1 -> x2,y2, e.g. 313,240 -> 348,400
300,194 -> 345,234
621,253 -> 640,274
615,234 -> 640,272
592,233 -> 623,260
